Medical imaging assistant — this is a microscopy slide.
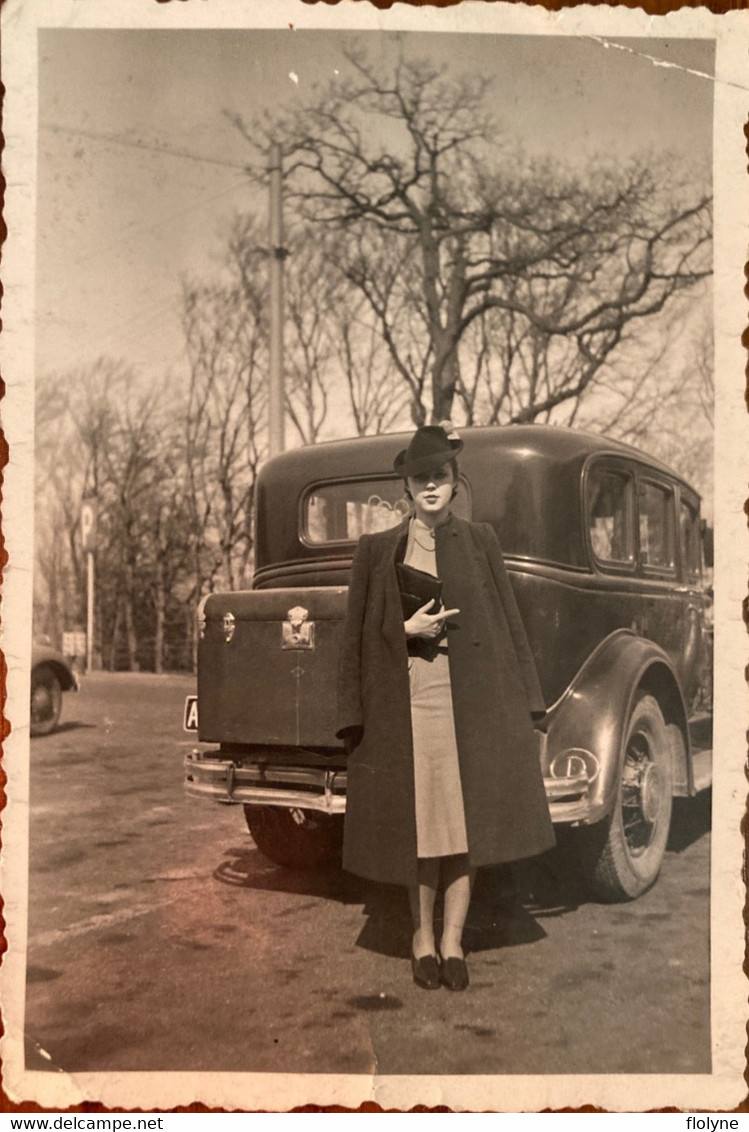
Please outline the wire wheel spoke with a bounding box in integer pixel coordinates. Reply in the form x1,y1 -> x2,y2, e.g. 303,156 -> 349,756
622,805 -> 653,850
621,732 -> 660,855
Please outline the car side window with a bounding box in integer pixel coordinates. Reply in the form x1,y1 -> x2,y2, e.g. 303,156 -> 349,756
639,481 -> 676,572
679,498 -> 701,583
587,466 -> 635,567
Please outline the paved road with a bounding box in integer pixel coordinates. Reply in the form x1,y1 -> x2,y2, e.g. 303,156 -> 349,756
24,672 -> 711,1077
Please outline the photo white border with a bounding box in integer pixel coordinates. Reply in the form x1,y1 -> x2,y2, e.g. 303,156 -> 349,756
2,0 -> 746,1112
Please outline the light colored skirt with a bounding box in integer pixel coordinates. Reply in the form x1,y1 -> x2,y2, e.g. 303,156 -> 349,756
409,652 -> 468,858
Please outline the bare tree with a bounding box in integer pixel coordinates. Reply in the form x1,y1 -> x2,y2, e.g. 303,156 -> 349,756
692,315 -> 714,429
35,360 -> 131,649
233,44 -> 712,426
336,292 -> 411,435
282,226 -> 339,444
182,230 -> 268,611
100,385 -> 194,672
564,289 -> 715,508
36,359 -> 132,616
35,359 -> 193,671
137,415 -> 194,674
334,225 -> 433,424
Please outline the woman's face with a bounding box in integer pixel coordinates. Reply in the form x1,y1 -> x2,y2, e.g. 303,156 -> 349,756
407,464 -> 455,523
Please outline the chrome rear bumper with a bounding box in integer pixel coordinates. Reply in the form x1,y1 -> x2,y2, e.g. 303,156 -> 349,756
184,749 -> 590,823
184,750 -> 347,813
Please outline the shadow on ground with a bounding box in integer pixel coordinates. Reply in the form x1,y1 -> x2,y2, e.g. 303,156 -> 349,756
32,721 -> 97,738
213,789 -> 711,960
667,789 -> 712,853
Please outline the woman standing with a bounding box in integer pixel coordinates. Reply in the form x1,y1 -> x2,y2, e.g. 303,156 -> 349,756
337,424 -> 554,991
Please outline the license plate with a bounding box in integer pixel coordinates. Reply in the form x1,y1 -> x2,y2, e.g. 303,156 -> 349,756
183,694 -> 199,732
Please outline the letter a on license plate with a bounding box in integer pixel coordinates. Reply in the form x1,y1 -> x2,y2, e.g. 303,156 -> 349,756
183,694 -> 199,732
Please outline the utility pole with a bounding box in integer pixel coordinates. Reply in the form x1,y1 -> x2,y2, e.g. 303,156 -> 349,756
86,553 -> 94,672
268,143 -> 285,458
80,495 -> 97,672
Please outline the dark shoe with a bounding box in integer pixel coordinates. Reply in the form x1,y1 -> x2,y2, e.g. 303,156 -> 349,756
411,952 -> 440,990
440,955 -> 469,992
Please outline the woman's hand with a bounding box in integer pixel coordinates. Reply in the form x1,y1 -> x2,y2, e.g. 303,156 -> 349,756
404,601 -> 460,640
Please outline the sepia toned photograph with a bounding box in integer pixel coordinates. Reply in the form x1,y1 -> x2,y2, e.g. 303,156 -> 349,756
1,0 -> 746,1113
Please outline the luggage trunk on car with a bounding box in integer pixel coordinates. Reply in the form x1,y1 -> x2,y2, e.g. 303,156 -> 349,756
197,587 -> 348,748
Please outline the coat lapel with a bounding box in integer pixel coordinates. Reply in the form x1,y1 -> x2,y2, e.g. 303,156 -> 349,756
371,515 -> 410,567
392,517 -> 410,566
376,518 -> 411,652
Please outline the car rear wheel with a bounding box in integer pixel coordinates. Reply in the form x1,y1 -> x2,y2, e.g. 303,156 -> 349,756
243,805 -> 343,871
580,693 -> 674,902
30,665 -> 63,737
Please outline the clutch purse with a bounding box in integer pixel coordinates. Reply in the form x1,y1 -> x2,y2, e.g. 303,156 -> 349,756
396,562 -> 443,620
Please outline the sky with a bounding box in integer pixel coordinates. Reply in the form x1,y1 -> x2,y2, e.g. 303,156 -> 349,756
36,28 -> 714,388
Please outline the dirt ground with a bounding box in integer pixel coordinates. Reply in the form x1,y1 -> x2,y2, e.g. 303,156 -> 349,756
24,671 -> 711,1077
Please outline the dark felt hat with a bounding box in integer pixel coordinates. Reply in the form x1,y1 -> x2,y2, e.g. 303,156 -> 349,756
394,423 -> 463,477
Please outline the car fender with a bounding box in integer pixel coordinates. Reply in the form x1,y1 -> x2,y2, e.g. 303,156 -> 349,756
544,629 -> 688,825
31,645 -> 78,692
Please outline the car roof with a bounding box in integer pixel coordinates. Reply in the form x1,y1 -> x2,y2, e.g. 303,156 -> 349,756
254,424 -> 701,574
259,424 -> 692,488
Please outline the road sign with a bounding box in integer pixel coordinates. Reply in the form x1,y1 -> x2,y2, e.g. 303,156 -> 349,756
81,499 -> 97,553
62,631 -> 87,657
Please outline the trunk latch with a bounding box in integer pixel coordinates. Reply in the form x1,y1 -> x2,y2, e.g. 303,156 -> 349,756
282,605 -> 315,650
223,611 -> 236,643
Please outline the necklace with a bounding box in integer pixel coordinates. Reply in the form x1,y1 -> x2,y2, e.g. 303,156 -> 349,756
411,520 -> 436,553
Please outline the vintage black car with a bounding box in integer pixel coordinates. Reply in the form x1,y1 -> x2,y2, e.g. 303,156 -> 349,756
30,643 -> 78,736
185,425 -> 712,901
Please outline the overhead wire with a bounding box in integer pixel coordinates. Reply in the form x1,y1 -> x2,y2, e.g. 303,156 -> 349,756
41,122 -> 254,172
39,122 -> 263,375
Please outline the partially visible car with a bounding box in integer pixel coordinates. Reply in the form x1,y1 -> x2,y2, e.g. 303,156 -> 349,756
30,644 -> 78,736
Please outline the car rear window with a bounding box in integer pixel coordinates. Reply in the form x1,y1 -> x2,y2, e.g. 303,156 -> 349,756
304,477 -> 471,545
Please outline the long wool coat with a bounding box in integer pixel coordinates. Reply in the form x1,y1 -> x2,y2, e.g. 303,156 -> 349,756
337,513 -> 555,887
